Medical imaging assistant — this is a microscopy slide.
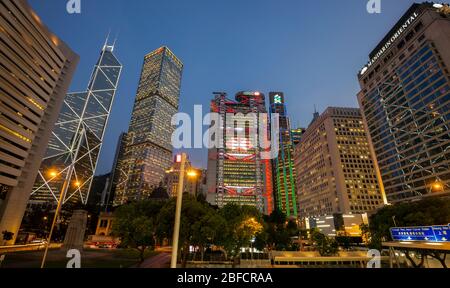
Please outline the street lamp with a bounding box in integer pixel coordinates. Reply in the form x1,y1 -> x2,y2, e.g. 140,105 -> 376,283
40,167 -> 79,268
171,153 -> 187,268
47,169 -> 58,179
187,170 -> 198,178
431,181 -> 444,192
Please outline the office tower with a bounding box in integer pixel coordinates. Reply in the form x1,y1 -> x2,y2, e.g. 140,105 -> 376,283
206,92 -> 273,214
0,0 -> 79,244
164,155 -> 201,197
295,107 -> 385,219
291,128 -> 306,146
357,3 -> 450,203
105,132 -> 127,208
29,41 -> 122,207
269,92 -> 298,218
113,47 -> 183,205
87,173 -> 111,209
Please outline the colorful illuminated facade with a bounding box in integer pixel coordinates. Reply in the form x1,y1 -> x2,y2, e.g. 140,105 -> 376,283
206,92 -> 273,214
114,47 -> 183,205
269,92 -> 298,218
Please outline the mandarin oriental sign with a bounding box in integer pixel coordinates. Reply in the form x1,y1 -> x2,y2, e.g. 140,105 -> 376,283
360,11 -> 419,75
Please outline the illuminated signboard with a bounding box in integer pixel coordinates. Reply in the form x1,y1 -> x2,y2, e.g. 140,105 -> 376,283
269,92 -> 284,105
274,94 -> 282,104
432,225 -> 450,242
360,11 -> 419,75
390,225 -> 450,242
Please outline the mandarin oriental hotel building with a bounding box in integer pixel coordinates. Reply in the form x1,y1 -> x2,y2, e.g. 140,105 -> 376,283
357,3 -> 450,203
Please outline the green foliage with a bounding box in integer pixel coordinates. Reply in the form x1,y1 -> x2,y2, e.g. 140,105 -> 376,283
367,198 -> 450,249
310,230 -> 338,256
112,200 -> 165,261
155,194 -> 228,265
256,210 -> 299,251
218,204 -> 263,262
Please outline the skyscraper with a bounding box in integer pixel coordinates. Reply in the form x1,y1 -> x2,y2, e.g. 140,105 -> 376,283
295,107 -> 385,219
29,41 -> 122,207
206,92 -> 273,214
269,92 -> 298,218
357,3 -> 450,203
105,132 -> 127,208
113,47 -> 183,205
0,0 -> 79,244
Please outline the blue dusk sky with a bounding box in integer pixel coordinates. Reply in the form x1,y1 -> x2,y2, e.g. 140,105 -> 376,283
29,0 -> 422,174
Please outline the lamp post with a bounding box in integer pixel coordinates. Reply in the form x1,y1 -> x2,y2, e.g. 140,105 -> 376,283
170,154 -> 200,268
40,166 -> 79,268
171,153 -> 187,268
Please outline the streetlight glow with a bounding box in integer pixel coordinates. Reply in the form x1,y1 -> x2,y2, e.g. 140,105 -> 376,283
47,169 -> 58,178
432,181 -> 444,192
187,170 -> 198,178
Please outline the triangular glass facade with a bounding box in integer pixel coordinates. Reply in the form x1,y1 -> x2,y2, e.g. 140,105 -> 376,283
30,44 -> 122,206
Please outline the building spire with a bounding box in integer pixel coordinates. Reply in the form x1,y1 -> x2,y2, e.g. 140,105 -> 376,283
103,30 -> 114,52
112,30 -> 120,48
309,105 -> 320,127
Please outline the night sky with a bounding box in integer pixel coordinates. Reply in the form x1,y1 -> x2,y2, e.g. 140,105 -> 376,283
29,0 -> 420,174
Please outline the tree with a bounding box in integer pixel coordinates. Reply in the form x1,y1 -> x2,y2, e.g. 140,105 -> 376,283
112,200 -> 164,262
218,204 -> 263,267
286,220 -> 299,237
310,230 -> 338,256
369,198 -> 450,244
360,223 -> 370,245
156,194 -> 217,267
257,210 -> 298,251
191,207 -> 227,261
368,198 -> 450,268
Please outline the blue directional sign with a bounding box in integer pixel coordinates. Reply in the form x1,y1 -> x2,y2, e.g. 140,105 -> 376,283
390,225 -> 450,242
432,225 -> 450,242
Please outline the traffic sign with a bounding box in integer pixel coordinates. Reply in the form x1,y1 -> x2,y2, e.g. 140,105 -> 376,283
432,225 -> 450,242
390,225 -> 450,242
390,226 -> 436,242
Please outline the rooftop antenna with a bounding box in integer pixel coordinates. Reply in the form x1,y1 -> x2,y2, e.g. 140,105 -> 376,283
103,29 -> 112,51
312,104 -> 320,123
112,29 -> 120,48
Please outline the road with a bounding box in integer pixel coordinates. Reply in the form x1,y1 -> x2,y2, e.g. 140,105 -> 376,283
138,252 -> 171,268
0,243 -> 62,254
